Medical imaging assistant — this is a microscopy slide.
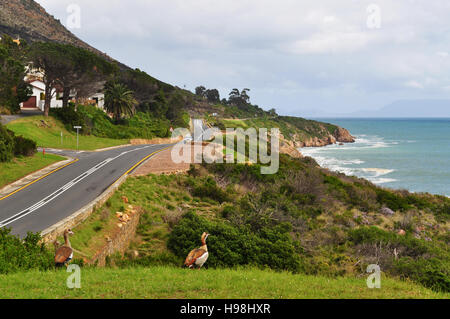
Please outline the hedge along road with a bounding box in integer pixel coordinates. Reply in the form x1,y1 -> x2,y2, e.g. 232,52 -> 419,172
0,144 -> 172,237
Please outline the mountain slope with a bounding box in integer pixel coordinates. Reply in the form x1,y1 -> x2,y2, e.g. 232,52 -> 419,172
0,0 -> 107,57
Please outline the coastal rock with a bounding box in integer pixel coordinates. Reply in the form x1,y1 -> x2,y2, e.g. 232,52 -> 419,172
333,127 -> 355,143
295,126 -> 355,148
381,207 -> 395,216
279,136 -> 303,158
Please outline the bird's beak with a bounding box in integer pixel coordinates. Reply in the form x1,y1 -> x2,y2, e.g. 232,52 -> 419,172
69,231 -> 74,235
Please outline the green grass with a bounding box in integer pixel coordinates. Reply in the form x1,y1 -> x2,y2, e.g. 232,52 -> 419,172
0,266 -> 447,299
0,152 -> 65,189
6,116 -> 129,151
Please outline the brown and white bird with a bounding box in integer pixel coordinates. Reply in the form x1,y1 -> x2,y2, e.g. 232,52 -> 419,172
184,232 -> 209,269
55,229 -> 74,267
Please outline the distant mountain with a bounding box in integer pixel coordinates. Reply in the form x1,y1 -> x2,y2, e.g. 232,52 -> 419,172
347,99 -> 450,118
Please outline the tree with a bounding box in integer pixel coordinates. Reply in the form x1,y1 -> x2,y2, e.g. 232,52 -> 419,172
59,45 -> 116,107
195,86 -> 206,97
205,89 -> 220,103
229,88 -> 240,100
29,42 -> 74,116
104,82 -> 137,123
228,88 -> 251,107
240,88 -> 251,104
268,108 -> 278,117
0,35 -> 31,114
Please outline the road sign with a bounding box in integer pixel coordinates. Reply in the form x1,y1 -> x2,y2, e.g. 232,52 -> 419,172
74,126 -> 82,151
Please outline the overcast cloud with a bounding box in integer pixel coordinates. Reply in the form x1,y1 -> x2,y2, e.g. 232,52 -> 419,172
36,0 -> 450,116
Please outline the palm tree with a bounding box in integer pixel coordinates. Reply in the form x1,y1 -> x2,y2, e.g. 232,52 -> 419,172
104,83 -> 137,123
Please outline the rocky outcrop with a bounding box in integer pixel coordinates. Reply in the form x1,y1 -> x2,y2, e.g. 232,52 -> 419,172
333,127 -> 355,143
279,139 -> 303,158
295,126 -> 355,148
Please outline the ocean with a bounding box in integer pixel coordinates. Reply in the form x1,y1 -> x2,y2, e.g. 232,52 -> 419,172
300,118 -> 450,197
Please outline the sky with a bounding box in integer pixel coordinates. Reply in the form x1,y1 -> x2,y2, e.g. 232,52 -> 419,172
36,0 -> 450,117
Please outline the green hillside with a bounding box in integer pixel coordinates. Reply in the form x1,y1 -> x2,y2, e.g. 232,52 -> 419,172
6,116 -> 129,150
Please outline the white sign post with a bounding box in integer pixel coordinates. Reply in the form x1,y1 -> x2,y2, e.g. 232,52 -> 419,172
74,126 -> 82,151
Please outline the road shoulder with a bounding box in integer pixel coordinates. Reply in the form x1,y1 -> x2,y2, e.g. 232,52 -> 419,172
0,156 -> 76,201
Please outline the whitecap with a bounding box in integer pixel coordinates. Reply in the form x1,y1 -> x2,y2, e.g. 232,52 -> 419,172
361,168 -> 395,177
371,178 -> 397,184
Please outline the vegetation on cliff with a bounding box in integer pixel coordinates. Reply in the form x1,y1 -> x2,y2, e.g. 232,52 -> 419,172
71,153 -> 449,293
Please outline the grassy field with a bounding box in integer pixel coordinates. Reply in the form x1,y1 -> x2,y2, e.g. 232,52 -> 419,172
0,266 -> 447,299
6,116 -> 129,151
0,152 -> 65,189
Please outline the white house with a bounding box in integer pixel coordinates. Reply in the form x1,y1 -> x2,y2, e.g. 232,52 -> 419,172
21,78 -> 105,111
89,92 -> 105,109
21,79 -> 63,110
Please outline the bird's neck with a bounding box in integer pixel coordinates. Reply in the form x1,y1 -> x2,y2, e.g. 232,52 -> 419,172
64,233 -> 71,248
200,243 -> 208,251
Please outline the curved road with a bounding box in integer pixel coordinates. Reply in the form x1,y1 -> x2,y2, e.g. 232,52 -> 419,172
0,144 -> 171,237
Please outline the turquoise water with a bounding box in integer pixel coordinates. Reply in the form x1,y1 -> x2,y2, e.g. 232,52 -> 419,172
300,118 -> 450,196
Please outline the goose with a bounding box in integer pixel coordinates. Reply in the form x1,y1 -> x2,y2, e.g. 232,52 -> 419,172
55,229 -> 74,267
184,232 -> 209,269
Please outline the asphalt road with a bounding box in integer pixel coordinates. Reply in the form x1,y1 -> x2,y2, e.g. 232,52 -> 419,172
0,144 -> 171,237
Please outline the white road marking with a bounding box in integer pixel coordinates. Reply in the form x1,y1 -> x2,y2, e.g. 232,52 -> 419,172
0,146 -> 152,228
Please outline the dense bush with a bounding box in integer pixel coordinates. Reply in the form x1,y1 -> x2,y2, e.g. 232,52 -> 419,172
393,257 -> 450,293
189,176 -> 231,203
167,211 -> 301,272
50,103 -> 85,132
51,104 -> 172,139
0,228 -> 54,274
374,188 -> 411,211
13,135 -> 37,157
0,123 -> 36,161
349,226 -> 449,292
0,123 -> 14,162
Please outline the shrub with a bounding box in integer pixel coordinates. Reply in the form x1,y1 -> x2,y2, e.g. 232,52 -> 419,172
50,103 -> 85,132
375,188 -> 410,211
167,211 -> 301,272
393,257 -> 450,292
52,104 -> 172,139
349,226 -> 449,292
13,135 -> 37,157
0,228 -> 54,274
0,123 -> 14,162
191,177 -> 231,203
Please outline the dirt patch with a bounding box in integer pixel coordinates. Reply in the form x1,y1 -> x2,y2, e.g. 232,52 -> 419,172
130,136 -> 182,145
132,146 -> 191,176
132,143 -> 224,176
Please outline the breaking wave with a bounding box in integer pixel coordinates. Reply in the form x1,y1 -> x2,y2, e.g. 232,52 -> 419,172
300,134 -> 397,185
